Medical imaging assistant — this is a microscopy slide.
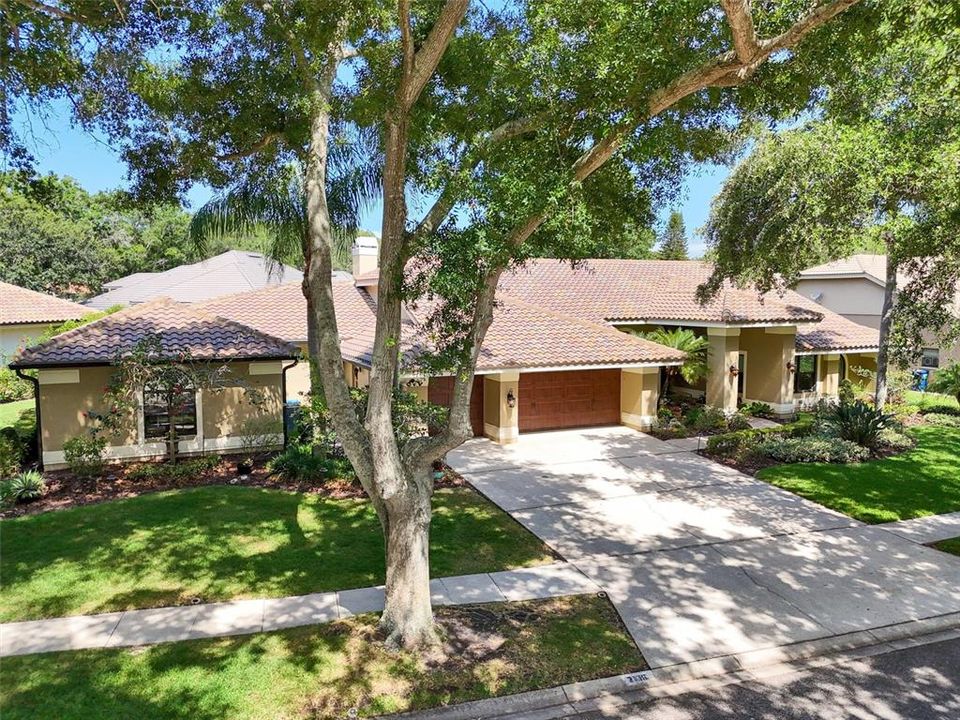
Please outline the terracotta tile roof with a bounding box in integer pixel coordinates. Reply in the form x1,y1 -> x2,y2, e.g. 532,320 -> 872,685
10,298 -> 298,368
786,293 -> 881,353
0,282 -> 91,326
499,259 -> 823,325
476,297 -> 685,371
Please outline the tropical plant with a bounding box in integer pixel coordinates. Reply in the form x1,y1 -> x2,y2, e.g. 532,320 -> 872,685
636,328 -> 708,404
826,400 -> 894,449
929,363 -> 960,405
741,401 -> 774,418
267,444 -> 329,483
2,470 -> 47,504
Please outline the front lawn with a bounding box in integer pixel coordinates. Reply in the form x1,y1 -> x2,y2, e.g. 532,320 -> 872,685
904,390 -> 959,410
0,485 -> 554,622
757,425 -> 960,524
0,595 -> 643,720
0,399 -> 33,430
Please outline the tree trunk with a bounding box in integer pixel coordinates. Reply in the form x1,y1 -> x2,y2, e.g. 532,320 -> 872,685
875,244 -> 898,410
379,475 -> 436,648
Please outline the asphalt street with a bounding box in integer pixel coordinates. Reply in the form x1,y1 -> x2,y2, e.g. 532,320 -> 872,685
569,637 -> 960,720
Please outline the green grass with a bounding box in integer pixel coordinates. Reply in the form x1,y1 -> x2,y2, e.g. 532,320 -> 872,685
933,537 -> 960,557
904,390 -> 959,410
0,399 -> 33,430
0,595 -> 643,719
757,425 -> 960,524
0,485 -> 554,622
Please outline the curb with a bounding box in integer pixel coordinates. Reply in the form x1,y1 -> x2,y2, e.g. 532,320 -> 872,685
378,611 -> 960,720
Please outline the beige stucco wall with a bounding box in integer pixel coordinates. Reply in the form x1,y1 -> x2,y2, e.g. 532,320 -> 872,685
846,352 -> 878,393
738,328 -> 796,411
1,323 -> 58,366
344,361 -> 370,388
706,328 -> 740,412
39,362 -> 285,469
484,371 -> 519,443
620,367 -> 659,429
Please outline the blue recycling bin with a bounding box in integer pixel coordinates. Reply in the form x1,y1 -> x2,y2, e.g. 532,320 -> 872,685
913,368 -> 930,392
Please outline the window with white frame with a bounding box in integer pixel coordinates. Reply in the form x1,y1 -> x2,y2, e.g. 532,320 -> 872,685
143,385 -> 198,440
793,355 -> 818,393
921,348 -> 940,369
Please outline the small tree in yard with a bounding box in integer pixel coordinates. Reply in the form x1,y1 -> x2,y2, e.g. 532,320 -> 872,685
92,335 -> 264,464
930,363 -> 960,406
14,0 -> 908,648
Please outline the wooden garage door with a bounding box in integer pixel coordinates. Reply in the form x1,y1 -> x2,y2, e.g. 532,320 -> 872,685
519,369 -> 621,432
427,376 -> 485,437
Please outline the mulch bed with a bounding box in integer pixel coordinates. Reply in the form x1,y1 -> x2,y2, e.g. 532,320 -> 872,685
697,450 -> 781,476
1,457 -> 466,519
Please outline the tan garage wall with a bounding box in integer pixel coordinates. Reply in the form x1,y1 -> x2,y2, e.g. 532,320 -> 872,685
620,367 -> 659,430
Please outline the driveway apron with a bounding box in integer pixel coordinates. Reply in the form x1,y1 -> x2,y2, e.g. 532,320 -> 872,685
447,427 -> 960,669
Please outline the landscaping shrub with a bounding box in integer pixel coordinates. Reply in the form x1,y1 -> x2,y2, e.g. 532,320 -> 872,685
705,429 -> 762,457
63,435 -> 107,479
825,400 -> 893,449
727,413 -> 752,431
688,405 -> 728,433
925,413 -> 960,428
741,401 -> 774,418
756,436 -> 869,464
837,378 -> 856,406
126,454 -> 221,482
267,444 -> 329,482
918,404 -> 960,417
877,429 -> 915,451
1,470 -> 47,505
0,431 -> 23,478
0,368 -> 33,403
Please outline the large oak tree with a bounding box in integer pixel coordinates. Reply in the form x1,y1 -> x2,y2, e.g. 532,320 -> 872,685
9,0 -> 893,647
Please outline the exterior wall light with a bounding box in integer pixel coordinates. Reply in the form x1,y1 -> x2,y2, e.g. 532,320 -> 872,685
729,365 -> 740,377
506,389 -> 517,408
786,361 -> 796,373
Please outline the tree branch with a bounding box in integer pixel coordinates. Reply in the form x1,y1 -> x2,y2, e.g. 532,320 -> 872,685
720,0 -> 760,63
399,0 -> 469,112
13,0 -> 85,22
216,132 -> 282,162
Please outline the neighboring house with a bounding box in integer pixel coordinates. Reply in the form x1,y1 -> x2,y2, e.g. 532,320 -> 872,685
10,300 -> 299,469
796,254 -> 960,376
0,282 -> 91,366
83,250 -> 319,309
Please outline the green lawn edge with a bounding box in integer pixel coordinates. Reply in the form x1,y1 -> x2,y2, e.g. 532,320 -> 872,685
757,425 -> 960,524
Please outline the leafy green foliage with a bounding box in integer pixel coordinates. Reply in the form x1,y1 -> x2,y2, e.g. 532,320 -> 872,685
877,429 -> 915,451
740,401 -> 774,418
0,434 -> 22,480
266,444 -> 330,483
929,363 -> 960,404
826,400 -> 894,449
1,470 -> 47,506
0,369 -> 32,403
634,327 -> 708,401
925,413 -> 960,428
918,404 -> 960,417
62,436 -> 107,480
125,455 -> 221,483
658,211 -> 689,260
756,436 -> 870,464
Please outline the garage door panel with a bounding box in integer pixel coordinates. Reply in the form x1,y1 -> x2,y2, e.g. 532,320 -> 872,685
520,369 -> 621,432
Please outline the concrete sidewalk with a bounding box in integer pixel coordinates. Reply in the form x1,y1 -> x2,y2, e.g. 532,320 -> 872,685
448,427 -> 960,670
0,562 -> 599,657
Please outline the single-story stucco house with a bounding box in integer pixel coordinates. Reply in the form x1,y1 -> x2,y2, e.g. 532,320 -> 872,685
12,239 -> 880,468
0,282 -> 91,366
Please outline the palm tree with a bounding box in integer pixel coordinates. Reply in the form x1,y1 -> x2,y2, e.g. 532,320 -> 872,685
189,135 -> 380,397
631,327 -> 709,404
929,362 -> 960,405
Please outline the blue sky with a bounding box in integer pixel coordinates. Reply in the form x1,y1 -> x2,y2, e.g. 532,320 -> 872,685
16,103 -> 728,257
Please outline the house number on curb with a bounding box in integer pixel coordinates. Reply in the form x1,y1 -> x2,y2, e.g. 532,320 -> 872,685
622,671 -> 653,687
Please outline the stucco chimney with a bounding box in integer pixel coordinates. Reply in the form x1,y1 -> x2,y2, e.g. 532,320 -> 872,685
351,235 -> 379,277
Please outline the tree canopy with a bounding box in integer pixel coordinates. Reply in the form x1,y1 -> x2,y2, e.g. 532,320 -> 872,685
658,211 -> 689,260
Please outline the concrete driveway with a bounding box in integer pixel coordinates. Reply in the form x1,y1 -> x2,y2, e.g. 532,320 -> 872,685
447,427 -> 960,669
